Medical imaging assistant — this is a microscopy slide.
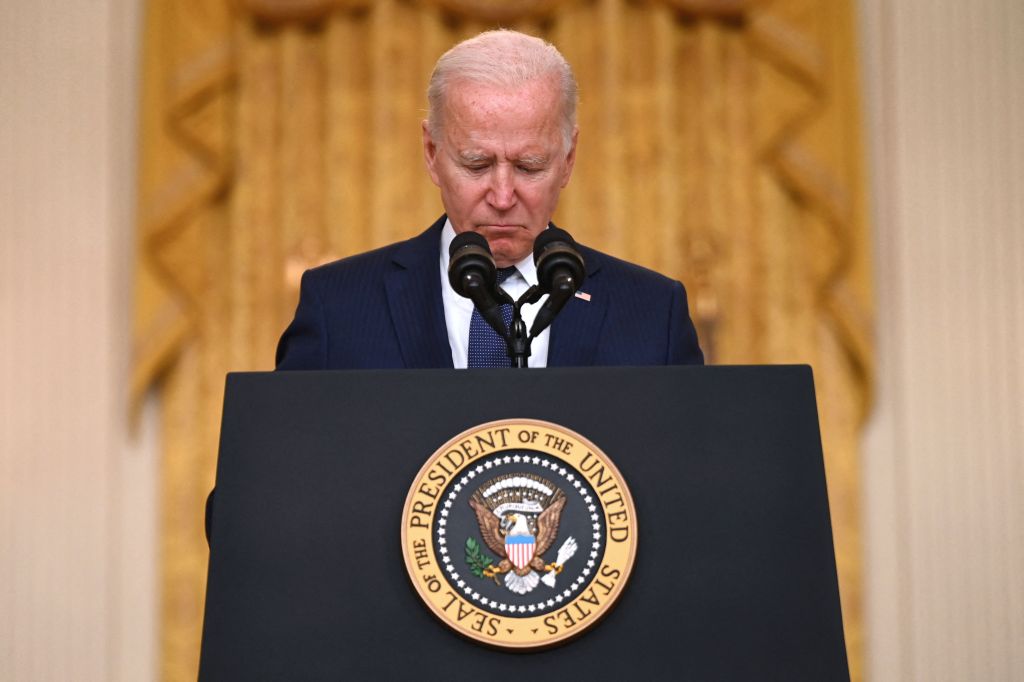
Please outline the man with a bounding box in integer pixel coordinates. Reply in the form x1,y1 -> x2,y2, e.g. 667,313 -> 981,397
207,29 -> 702,544
275,29 -> 702,370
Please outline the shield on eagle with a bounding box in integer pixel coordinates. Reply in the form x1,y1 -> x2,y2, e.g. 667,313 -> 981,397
505,534 -> 536,570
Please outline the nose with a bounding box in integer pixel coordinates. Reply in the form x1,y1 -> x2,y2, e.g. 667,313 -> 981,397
486,165 -> 517,211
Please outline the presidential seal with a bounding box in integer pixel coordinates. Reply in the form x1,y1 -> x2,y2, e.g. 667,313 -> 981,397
401,419 -> 638,650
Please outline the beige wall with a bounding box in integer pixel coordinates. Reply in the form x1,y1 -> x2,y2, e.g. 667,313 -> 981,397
0,1 -> 157,680
859,0 -> 1024,680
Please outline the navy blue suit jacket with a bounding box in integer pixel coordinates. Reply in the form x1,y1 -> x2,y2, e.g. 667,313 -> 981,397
209,217 -> 702,543
276,216 -> 703,370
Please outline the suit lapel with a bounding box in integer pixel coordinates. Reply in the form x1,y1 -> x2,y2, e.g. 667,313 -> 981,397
547,245 -> 607,367
384,218 -> 455,369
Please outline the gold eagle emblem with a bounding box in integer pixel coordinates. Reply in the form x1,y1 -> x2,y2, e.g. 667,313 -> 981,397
468,474 -> 577,594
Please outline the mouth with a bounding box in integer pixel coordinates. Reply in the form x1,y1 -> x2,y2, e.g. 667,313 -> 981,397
478,224 -> 522,231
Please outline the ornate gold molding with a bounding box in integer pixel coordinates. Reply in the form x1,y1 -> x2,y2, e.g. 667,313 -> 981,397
663,0 -> 748,18
239,0 -> 751,24
421,0 -> 567,22
131,6 -> 236,415
238,0 -> 369,23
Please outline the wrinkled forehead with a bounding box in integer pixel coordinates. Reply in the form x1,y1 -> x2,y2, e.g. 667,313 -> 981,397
439,78 -> 568,154
441,77 -> 565,127
446,74 -> 559,107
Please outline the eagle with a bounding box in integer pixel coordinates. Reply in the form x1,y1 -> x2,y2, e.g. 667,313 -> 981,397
469,480 -> 568,595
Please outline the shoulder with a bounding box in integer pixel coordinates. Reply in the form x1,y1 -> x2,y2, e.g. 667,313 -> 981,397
572,242 -> 704,365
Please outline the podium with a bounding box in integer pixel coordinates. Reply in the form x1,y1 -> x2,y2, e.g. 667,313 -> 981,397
199,366 -> 848,680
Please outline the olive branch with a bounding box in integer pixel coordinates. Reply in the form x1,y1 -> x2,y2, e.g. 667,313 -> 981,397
465,537 -> 494,578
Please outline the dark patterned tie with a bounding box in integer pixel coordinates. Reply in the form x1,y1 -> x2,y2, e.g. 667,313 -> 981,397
467,266 -> 517,368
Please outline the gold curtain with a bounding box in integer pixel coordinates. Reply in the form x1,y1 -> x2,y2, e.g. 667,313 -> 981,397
133,0 -> 872,679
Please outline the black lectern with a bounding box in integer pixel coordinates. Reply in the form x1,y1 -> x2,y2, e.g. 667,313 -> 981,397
200,366 -> 848,680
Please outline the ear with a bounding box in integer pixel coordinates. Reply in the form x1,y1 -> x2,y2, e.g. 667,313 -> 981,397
560,126 -> 579,188
422,120 -> 441,187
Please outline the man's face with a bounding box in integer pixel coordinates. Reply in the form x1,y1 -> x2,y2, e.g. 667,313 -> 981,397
423,77 -> 578,268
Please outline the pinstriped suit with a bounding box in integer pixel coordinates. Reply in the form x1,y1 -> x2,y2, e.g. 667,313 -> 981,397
275,215 -> 703,370
206,216 -> 702,542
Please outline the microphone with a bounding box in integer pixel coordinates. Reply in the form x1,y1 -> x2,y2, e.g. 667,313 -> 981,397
448,232 -> 508,338
530,227 -> 586,338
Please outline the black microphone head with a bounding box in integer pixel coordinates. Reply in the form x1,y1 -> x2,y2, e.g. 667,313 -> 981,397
448,231 -> 497,297
449,230 -> 489,258
533,227 -> 585,294
532,226 -> 574,259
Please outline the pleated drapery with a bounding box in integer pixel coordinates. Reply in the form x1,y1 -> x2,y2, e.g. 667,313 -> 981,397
133,1 -> 872,678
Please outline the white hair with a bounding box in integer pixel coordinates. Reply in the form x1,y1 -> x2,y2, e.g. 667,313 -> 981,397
426,30 -> 579,149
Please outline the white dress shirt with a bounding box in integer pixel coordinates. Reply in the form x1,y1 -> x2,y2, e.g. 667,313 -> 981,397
440,219 -> 550,369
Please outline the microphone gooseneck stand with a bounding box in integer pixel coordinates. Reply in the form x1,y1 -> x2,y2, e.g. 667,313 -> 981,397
503,285 -> 544,368
449,228 -> 585,369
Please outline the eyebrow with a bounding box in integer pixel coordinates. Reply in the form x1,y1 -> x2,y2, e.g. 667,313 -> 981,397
456,151 -> 550,166
516,154 -> 549,167
458,151 -> 492,164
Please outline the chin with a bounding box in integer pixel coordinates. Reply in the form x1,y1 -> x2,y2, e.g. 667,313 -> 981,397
480,232 -> 532,263
488,244 -> 531,267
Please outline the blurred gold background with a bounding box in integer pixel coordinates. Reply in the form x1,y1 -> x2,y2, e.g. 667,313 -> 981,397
133,1 -> 871,679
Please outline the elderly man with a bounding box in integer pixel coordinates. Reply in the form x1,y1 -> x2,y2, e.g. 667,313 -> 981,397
275,29 -> 702,370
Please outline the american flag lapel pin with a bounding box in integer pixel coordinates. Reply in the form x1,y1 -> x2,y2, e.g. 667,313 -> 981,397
574,291 -> 591,302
